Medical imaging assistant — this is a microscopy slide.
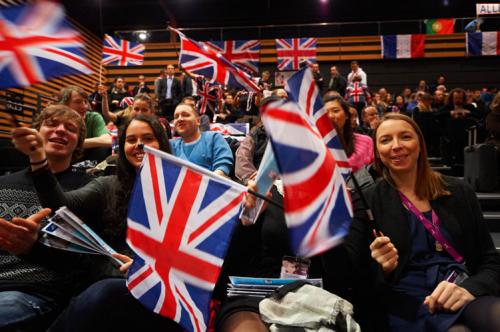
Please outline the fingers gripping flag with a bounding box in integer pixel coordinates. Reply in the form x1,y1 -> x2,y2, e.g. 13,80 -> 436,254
261,100 -> 353,257
285,66 -> 351,177
126,147 -> 246,332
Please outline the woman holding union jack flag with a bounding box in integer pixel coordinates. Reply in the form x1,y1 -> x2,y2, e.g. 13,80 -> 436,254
13,115 -> 183,331
333,113 -> 500,332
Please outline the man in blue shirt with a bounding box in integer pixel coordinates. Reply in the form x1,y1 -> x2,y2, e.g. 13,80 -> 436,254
171,103 -> 233,177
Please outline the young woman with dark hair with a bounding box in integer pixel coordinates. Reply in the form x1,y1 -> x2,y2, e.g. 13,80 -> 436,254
324,95 -> 374,173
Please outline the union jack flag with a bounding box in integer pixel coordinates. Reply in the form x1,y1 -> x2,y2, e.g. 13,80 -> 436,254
261,99 -> 353,257
286,66 -> 351,177
0,1 -> 93,89
195,77 -> 219,115
102,34 -> 145,66
171,27 -> 260,93
275,38 -> 317,71
126,147 -> 246,332
203,40 -> 261,74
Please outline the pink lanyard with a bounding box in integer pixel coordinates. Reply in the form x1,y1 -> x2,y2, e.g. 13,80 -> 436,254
399,192 -> 464,264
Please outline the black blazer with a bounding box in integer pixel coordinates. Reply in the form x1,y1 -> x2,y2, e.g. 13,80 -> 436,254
324,176 -> 500,330
181,75 -> 193,97
157,76 -> 181,104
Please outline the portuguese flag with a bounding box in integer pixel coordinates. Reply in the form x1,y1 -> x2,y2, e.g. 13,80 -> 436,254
425,19 -> 455,34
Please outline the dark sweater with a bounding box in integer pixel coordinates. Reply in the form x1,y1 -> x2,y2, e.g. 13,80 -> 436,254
0,167 -> 94,303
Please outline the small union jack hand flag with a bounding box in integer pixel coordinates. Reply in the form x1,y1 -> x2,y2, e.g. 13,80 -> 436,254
102,34 -> 145,66
126,146 -> 247,332
261,99 -> 353,257
0,1 -> 93,89
285,66 -> 351,177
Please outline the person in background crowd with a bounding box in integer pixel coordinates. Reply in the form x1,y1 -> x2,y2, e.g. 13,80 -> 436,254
393,95 -> 407,114
328,113 -> 500,332
311,63 -> 324,93
468,90 -> 486,115
433,89 -> 446,110
257,70 -> 273,92
88,82 -> 104,114
102,93 -> 155,127
1,105 -> 93,331
216,93 -> 241,124
325,95 -> 374,173
156,64 -> 182,120
132,75 -> 151,96
347,60 -> 367,85
326,65 -> 347,96
406,92 -> 418,116
485,92 -> 500,149
153,69 -> 166,100
416,80 -> 429,93
358,105 -> 380,137
108,77 -> 130,113
402,87 -> 413,103
180,68 -> 198,99
171,103 -> 233,177
430,75 -> 446,94
413,93 -> 440,157
57,86 -> 111,152
346,75 -> 371,122
438,88 -> 479,166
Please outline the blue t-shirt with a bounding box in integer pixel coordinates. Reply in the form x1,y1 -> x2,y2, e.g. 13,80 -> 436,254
170,131 -> 233,175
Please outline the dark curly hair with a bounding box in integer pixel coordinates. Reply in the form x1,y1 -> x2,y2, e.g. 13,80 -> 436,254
104,115 -> 171,240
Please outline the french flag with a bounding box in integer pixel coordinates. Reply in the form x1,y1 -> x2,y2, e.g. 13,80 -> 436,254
467,32 -> 500,56
381,34 -> 426,59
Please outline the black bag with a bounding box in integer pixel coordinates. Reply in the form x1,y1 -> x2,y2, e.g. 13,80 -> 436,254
464,127 -> 498,192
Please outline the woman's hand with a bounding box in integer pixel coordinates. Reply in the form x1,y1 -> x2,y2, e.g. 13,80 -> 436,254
369,231 -> 399,276
244,180 -> 258,209
0,208 -> 51,255
112,253 -> 133,275
424,281 -> 475,314
11,127 -> 47,170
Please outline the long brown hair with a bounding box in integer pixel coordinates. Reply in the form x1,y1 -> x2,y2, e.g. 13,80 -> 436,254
373,113 -> 450,200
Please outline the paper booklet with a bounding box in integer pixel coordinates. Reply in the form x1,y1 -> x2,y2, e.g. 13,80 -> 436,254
40,206 -> 122,266
227,276 -> 323,298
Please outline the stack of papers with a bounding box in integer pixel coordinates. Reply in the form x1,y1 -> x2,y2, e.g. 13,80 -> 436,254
40,206 -> 121,265
227,276 -> 323,298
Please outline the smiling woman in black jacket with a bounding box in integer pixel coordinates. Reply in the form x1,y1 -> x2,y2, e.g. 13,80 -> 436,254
326,113 -> 500,332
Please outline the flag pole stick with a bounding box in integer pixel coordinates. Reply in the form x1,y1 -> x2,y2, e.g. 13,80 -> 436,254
346,172 -> 378,234
247,189 -> 284,210
98,0 -> 103,84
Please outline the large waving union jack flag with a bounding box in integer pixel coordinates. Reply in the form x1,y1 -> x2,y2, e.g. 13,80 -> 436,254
101,34 -> 145,66
261,99 -> 352,257
203,40 -> 261,74
126,147 -> 246,332
0,1 -> 92,89
275,38 -> 317,71
286,66 -> 351,177
171,27 -> 260,93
